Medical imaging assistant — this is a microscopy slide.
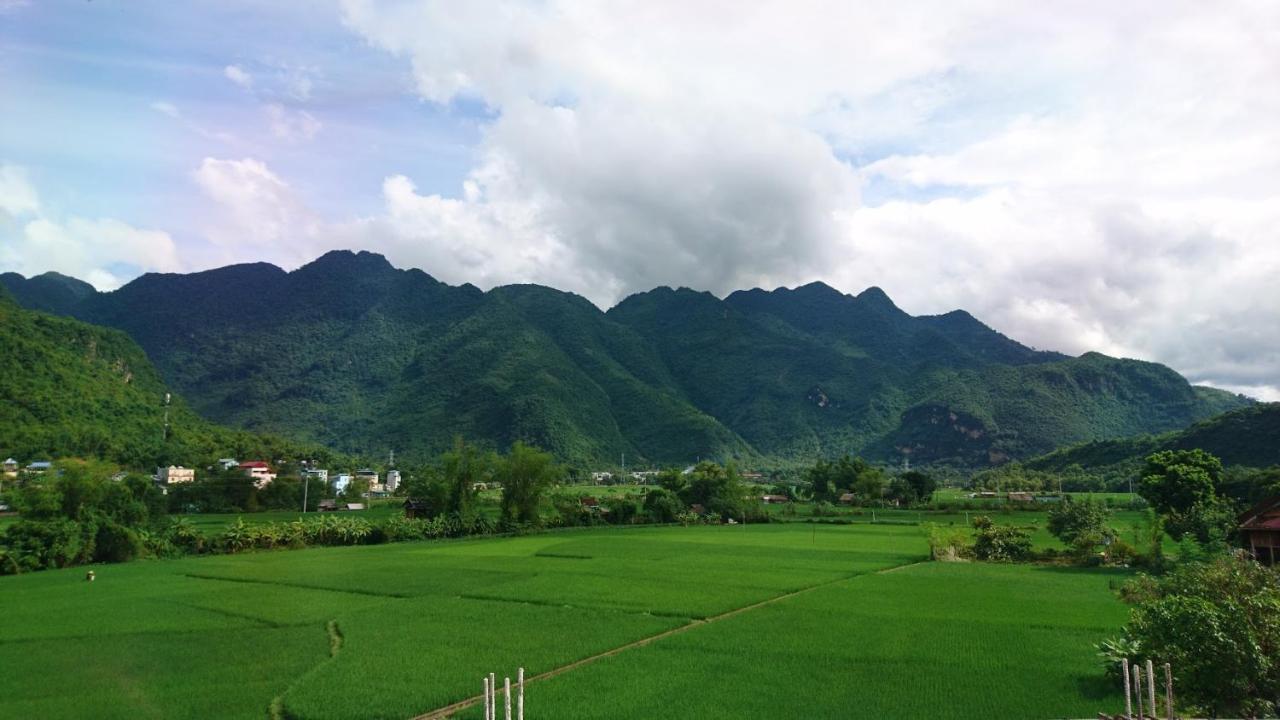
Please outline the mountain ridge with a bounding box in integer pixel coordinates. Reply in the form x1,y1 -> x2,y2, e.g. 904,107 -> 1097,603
1,250 -> 1251,466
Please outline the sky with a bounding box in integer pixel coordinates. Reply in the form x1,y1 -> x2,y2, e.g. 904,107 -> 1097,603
1,1 -> 1278,400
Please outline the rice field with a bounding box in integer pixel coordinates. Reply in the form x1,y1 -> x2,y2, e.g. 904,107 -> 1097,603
0,523 -> 1129,719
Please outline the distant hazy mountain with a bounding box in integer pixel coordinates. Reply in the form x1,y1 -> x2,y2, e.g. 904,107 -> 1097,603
1,250 -> 1251,466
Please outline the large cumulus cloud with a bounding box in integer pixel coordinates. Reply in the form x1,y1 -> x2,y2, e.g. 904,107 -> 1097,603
327,0 -> 1280,399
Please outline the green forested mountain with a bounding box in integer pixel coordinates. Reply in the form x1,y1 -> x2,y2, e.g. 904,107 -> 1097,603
0,250 -> 1252,467
1027,403 -> 1280,475
0,291 -> 345,469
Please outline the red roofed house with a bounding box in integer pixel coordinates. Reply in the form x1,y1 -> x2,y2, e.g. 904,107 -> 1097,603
240,460 -> 276,489
1238,495 -> 1280,564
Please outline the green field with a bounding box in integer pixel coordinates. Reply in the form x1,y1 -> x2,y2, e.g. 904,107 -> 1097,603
0,523 -> 1129,719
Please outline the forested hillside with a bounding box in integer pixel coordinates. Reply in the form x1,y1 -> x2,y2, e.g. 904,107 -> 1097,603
0,290 -> 344,468
1027,403 -> 1280,476
1,250 -> 1251,466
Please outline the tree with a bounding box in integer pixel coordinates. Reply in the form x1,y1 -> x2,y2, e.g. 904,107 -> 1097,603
642,487 -> 683,523
1118,555 -> 1280,717
498,441 -> 560,525
805,459 -> 838,502
1139,450 -> 1234,543
440,437 -> 490,516
1138,449 -> 1222,516
1047,496 -> 1113,545
903,470 -> 937,503
971,516 -> 1032,561
680,461 -> 745,520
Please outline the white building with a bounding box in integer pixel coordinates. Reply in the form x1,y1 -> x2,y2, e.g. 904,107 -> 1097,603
156,466 -> 195,485
332,473 -> 352,494
239,461 -> 275,489
305,468 -> 329,484
217,458 -> 239,471
386,469 -> 401,492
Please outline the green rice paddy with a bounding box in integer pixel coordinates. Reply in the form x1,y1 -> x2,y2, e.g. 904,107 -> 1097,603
0,523 -> 1129,719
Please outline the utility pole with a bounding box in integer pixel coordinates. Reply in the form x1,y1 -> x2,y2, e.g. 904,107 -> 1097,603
302,469 -> 310,513
161,392 -> 171,442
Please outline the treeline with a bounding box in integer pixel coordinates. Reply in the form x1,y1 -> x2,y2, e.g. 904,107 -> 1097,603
0,441 -> 768,574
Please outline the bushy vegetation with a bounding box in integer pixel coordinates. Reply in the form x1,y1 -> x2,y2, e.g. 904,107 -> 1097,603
1111,554 -> 1280,717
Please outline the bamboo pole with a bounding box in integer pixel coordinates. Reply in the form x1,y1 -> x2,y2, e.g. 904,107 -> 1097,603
518,667 -> 525,720
1145,659 -> 1156,718
483,677 -> 491,720
1164,663 -> 1173,720
490,673 -> 496,720
1122,658 -> 1132,720
1133,665 -> 1144,720
505,677 -> 512,720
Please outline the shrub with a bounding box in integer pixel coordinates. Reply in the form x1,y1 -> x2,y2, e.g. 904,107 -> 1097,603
971,516 -> 1032,561
0,518 -> 96,572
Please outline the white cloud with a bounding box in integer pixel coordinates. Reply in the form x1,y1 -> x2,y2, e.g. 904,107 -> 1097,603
224,64 -> 253,89
149,100 -> 180,118
192,157 -> 325,268
265,103 -> 321,142
328,0 -> 1280,397
0,164 -> 40,218
0,163 -> 180,289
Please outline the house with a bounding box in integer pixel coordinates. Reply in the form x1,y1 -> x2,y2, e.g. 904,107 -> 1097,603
304,468 -> 329,484
838,492 -> 856,505
239,460 -> 275,488
26,461 -> 52,473
317,499 -> 338,512
156,466 -> 195,485
471,482 -> 490,492
760,494 -> 789,504
386,469 -> 401,492
1007,491 -> 1035,503
689,503 -> 706,515
403,498 -> 430,519
343,503 -> 365,511
742,472 -> 765,481
332,473 -> 352,494
579,496 -> 600,510
1239,496 -> 1280,564
591,471 -> 613,484
217,458 -> 239,471
2,458 -> 18,477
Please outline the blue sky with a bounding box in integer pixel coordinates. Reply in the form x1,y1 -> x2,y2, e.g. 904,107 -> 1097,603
2,1 -> 1278,400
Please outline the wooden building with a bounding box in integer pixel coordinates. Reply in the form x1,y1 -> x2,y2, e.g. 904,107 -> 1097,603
1238,495 -> 1280,564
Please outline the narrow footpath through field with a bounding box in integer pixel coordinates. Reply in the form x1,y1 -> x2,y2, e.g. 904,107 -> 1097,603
408,560 -> 926,720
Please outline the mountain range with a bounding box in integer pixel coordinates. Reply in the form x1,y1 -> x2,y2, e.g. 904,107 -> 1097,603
0,250 -> 1252,467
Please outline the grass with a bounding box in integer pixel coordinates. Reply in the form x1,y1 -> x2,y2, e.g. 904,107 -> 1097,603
0,523 -> 1130,719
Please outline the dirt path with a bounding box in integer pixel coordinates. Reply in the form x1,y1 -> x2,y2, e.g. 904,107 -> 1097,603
409,560 -> 926,720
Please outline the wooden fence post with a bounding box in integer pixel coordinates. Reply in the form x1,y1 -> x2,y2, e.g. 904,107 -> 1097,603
505,676 -> 512,720
1122,658 -> 1132,720
1133,664 -> 1144,720
1164,663 -> 1173,720
518,667 -> 525,720
490,673 -> 497,720
483,677 -> 491,720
